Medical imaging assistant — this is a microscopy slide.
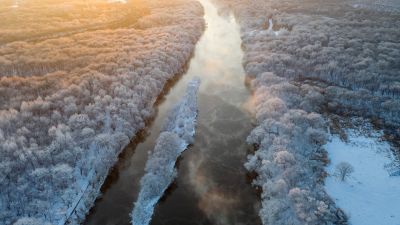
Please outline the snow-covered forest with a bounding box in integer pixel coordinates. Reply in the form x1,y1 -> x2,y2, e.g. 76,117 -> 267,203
131,78 -> 200,225
212,0 -> 400,224
0,0 -> 145,44
1,0 -> 399,224
0,0 -> 204,224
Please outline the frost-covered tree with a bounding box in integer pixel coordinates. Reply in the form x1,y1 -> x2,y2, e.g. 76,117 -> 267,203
0,1 -> 205,224
211,0 -> 399,223
335,162 -> 354,182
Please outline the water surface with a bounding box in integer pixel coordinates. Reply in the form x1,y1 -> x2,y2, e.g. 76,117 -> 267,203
84,0 -> 261,224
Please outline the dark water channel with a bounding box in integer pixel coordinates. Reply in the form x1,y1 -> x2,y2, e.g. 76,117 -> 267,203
84,0 -> 261,224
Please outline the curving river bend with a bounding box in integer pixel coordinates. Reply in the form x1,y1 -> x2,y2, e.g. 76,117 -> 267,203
84,0 -> 261,224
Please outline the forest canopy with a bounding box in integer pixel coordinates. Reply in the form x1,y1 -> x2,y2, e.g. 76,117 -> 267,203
0,0 -> 149,44
0,0 -> 204,224
212,0 -> 399,224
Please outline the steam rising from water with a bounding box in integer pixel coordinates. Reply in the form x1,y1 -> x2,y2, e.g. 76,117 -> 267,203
188,157 -> 241,225
167,1 -> 261,224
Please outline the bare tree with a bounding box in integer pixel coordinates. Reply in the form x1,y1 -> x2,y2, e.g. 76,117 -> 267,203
335,162 -> 354,182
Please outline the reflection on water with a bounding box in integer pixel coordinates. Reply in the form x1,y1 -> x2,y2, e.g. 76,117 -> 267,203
84,0 -> 261,224
152,94 -> 260,225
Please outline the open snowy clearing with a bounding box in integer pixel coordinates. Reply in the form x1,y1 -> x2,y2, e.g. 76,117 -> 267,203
325,128 -> 400,225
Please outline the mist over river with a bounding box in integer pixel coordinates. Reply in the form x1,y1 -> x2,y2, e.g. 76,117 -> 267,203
84,0 -> 262,224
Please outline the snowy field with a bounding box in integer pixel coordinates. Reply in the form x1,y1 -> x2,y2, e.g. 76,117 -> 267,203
325,128 -> 400,225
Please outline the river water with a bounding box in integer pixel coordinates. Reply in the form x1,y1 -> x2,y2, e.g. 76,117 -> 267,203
84,0 -> 261,224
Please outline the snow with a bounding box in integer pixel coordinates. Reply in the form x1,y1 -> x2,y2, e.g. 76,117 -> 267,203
267,19 -> 281,36
56,168 -> 94,225
131,78 -> 200,225
325,129 -> 400,225
247,19 -> 285,38
131,133 -> 187,225
162,78 -> 200,143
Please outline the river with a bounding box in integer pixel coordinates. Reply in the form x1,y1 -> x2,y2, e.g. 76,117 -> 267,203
84,0 -> 261,224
